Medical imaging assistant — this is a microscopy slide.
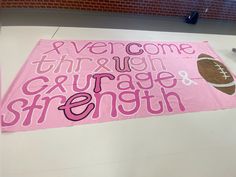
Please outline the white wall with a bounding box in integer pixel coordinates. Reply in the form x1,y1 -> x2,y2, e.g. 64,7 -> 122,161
1,26 -> 236,177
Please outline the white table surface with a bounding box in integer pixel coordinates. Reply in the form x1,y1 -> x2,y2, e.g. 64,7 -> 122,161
1,26 -> 236,177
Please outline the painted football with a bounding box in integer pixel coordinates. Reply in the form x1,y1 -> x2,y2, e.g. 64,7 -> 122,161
197,53 -> 235,95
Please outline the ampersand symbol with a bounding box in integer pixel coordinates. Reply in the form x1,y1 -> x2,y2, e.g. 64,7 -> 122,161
178,70 -> 197,86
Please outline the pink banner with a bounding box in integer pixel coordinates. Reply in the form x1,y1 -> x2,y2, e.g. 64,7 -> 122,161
1,39 -> 236,132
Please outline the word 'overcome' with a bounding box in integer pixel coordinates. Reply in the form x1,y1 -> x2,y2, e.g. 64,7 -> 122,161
44,41 -> 196,56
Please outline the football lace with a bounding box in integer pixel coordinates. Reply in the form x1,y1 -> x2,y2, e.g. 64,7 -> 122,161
213,62 -> 231,80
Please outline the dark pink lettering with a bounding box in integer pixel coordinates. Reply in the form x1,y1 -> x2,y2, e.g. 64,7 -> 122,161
126,42 -> 144,55
92,73 -> 115,93
22,76 -> 49,95
117,74 -> 135,90
158,43 -> 181,55
22,94 -> 43,126
118,90 -> 140,115
143,43 -> 159,55
73,74 -> 92,92
130,57 -> 147,71
93,91 -> 117,118
38,95 -> 66,123
113,56 -> 131,72
32,55 -> 55,74
54,55 -> 73,73
71,41 -> 92,54
88,42 -> 107,54
179,44 -> 195,54
58,93 -> 95,121
44,41 -> 64,54
161,88 -> 185,112
142,91 -> 163,114
46,75 -> 67,94
155,71 -> 177,88
1,98 -> 28,127
135,72 -> 154,89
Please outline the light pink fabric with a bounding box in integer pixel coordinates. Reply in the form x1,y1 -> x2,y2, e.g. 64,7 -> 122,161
1,39 -> 236,132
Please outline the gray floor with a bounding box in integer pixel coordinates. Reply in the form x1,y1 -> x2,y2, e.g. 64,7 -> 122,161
1,8 -> 236,35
